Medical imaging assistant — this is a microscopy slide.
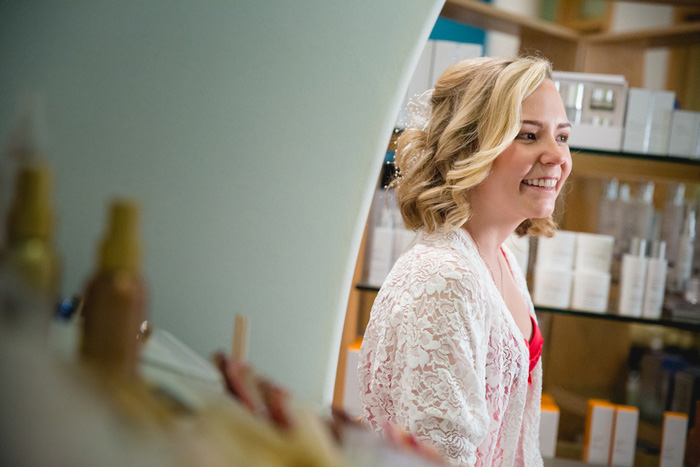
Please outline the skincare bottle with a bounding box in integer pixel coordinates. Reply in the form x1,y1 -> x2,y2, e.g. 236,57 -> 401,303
642,241 -> 668,320
614,183 -> 632,260
660,183 -> 685,272
673,209 -> 696,293
596,178 -> 618,237
631,181 -> 655,243
619,238 -> 648,317
80,200 -> 147,379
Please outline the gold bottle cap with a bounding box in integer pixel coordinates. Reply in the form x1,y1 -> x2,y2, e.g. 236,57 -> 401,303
98,199 -> 141,273
6,164 -> 54,243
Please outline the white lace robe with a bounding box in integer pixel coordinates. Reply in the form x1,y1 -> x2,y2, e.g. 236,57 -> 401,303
358,228 -> 543,466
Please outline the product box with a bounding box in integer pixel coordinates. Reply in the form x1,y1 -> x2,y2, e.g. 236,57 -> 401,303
622,88 -> 653,154
504,234 -> 530,277
660,412 -> 688,467
533,266 -> 573,309
609,405 -> 639,467
342,339 -> 363,418
575,232 -> 614,273
571,270 -> 611,313
552,71 -> 628,152
583,399 -> 615,465
537,230 -> 577,270
668,110 -> 700,158
648,90 -> 676,156
540,394 -> 560,458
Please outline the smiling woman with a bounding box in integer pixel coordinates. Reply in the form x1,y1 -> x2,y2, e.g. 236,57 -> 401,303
358,56 -> 571,466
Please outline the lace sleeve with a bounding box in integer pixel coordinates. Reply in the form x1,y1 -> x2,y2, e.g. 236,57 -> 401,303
391,264 -> 491,465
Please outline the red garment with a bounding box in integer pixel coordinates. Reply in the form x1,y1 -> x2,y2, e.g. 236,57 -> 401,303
500,247 -> 543,385
526,315 -> 543,385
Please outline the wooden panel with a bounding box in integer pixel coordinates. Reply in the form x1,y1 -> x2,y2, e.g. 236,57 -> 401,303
332,223 -> 368,408
579,43 -> 645,87
542,315 -> 631,395
519,27 -> 581,71
571,152 -> 700,183
440,0 -> 580,40
584,21 -> 700,48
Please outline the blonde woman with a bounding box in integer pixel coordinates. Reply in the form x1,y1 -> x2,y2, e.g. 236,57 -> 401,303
358,56 -> 572,466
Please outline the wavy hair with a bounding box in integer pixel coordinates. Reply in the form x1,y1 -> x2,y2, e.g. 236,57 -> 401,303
393,55 -> 556,237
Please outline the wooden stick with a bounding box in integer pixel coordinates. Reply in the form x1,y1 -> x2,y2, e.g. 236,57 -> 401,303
232,314 -> 248,361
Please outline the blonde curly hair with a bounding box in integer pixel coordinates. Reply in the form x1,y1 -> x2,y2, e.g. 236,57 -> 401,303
393,55 -> 556,237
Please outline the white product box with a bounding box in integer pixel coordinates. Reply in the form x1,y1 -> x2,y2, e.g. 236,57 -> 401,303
552,71 -> 628,152
622,88 -> 653,154
575,232 -> 614,272
504,234 -> 529,277
342,342 -> 362,418
537,230 -> 577,270
609,405 -> 639,467
648,90 -> 676,155
571,270 -> 611,313
583,400 -> 615,465
540,401 -> 560,458
668,110 -> 700,158
534,266 -> 573,309
660,412 -> 688,467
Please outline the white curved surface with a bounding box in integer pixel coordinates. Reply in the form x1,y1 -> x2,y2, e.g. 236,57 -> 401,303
0,1 -> 444,404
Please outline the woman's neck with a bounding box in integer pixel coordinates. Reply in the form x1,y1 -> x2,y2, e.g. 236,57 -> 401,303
463,214 -> 521,258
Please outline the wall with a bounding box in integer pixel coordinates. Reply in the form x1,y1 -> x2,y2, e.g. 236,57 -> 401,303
0,0 -> 444,405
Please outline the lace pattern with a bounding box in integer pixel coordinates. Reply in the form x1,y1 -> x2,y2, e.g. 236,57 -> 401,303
358,229 -> 543,466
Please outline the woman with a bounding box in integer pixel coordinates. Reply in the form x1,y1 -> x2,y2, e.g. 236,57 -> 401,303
357,56 -> 572,466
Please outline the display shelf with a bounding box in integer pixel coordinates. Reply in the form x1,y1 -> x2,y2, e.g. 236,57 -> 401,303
571,147 -> 700,167
536,306 -> 700,333
355,284 -> 700,332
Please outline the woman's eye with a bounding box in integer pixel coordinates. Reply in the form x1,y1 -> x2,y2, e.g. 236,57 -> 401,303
557,134 -> 569,143
518,133 -> 536,140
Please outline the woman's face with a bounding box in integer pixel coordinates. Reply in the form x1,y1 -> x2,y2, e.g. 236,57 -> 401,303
470,79 -> 572,224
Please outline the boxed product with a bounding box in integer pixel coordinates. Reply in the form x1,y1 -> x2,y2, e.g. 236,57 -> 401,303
552,71 -> 628,152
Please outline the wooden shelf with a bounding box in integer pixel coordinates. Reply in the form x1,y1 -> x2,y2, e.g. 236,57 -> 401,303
584,22 -> 700,48
570,149 -> 700,183
440,0 -> 580,41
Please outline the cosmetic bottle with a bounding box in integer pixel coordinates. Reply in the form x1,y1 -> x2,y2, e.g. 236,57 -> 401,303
660,183 -> 685,273
631,181 -> 655,243
673,209 -> 696,294
2,164 -> 60,296
80,200 -> 147,379
619,238 -> 648,317
614,183 -> 632,260
642,241 -> 668,320
596,178 -> 618,237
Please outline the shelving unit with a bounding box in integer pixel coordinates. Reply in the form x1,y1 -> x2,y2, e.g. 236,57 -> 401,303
334,0 -> 700,462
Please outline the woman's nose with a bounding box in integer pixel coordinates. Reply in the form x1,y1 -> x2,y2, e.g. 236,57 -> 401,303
540,136 -> 569,166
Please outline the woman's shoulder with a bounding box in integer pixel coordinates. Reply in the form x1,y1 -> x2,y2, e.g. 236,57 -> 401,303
385,228 -> 484,301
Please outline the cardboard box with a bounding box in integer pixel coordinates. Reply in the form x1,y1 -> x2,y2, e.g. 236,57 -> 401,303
660,412 -> 688,467
609,405 -> 639,467
583,399 -> 615,464
540,394 -> 560,458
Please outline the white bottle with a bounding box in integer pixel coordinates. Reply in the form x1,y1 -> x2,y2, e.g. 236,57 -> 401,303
660,183 -> 685,271
614,183 -> 632,260
631,181 -> 655,243
597,178 -> 618,237
642,241 -> 668,320
366,203 -> 394,288
674,209 -> 696,293
619,238 -> 648,317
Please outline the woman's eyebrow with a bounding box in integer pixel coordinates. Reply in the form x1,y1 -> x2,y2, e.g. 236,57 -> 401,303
521,119 -> 572,130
